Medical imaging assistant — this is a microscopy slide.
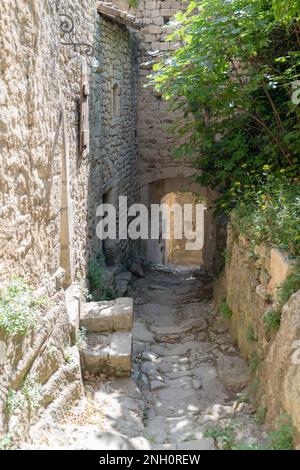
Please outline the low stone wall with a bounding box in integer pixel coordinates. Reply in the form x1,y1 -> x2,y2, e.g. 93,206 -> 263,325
0,271 -> 83,446
214,228 -> 300,445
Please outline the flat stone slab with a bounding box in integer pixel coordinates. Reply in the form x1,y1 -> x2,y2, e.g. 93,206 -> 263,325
81,298 -> 133,333
134,322 -> 155,342
177,439 -> 215,450
81,332 -> 132,376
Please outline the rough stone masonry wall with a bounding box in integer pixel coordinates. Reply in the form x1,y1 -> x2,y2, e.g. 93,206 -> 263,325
113,1 -> 223,273
0,270 -> 83,445
115,0 -> 193,188
0,0 -> 97,443
0,0 -> 99,287
0,0 -> 139,444
87,14 -> 139,269
214,229 -> 300,445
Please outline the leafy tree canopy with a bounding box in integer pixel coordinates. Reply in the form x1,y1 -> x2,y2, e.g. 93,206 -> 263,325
151,0 -> 300,211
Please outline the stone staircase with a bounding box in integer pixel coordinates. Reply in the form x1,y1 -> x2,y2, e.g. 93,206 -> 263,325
80,298 -> 133,377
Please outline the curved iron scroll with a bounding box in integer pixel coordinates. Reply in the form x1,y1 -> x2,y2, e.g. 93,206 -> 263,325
59,14 -> 95,58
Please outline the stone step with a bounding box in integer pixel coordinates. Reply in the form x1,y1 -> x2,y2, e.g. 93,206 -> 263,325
80,332 -> 132,377
81,297 -> 133,333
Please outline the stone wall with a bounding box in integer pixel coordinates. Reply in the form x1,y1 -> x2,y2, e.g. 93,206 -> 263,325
112,0 -> 222,273
214,228 -> 300,445
0,0 -> 139,445
0,0 -> 139,286
0,0 -> 97,287
0,270 -> 83,445
87,13 -> 139,269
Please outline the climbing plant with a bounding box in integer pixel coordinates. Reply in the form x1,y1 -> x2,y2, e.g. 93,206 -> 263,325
151,0 -> 300,251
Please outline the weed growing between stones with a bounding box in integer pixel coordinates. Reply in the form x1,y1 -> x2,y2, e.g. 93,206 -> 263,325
204,414 -> 295,450
263,309 -> 281,333
249,352 -> 260,373
269,415 -> 295,450
87,254 -> 116,301
5,390 -> 24,414
246,325 -> 256,342
0,278 -> 45,336
203,425 -> 235,450
220,301 -> 232,320
22,377 -> 43,410
263,262 -> 300,335
76,327 -> 87,349
0,435 -> 12,450
254,405 -> 267,425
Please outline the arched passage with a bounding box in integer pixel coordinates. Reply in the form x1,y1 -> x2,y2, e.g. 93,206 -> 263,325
139,169 -> 219,274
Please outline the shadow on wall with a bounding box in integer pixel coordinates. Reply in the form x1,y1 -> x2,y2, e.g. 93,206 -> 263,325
139,174 -> 225,275
85,14 -> 139,277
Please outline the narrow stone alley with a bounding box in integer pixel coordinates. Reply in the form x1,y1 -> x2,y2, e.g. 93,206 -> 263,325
23,269 -> 267,450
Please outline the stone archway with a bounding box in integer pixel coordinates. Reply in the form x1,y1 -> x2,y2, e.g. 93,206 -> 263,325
139,167 -> 218,274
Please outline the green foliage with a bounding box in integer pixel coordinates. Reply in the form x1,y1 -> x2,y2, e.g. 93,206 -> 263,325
0,435 -> 12,451
22,377 -> 43,409
151,0 -> 300,241
204,425 -> 235,450
76,327 -> 87,348
5,378 -> 42,416
277,265 -> 300,305
5,390 -> 24,414
249,351 -> 260,372
233,442 -> 268,450
263,308 -> 281,332
246,325 -> 256,342
0,278 -> 44,336
269,415 -> 295,449
263,262 -> 300,334
255,405 -> 268,424
128,0 -> 138,7
204,414 -> 295,450
220,301 -> 232,320
64,348 -> 73,364
231,176 -> 300,256
272,0 -> 300,22
87,255 -> 116,301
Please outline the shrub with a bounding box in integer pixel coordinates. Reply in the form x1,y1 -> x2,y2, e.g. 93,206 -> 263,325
254,405 -> 267,425
277,268 -> 300,305
263,309 -> 282,333
204,425 -> 235,450
87,255 -> 116,301
0,278 -> 44,336
5,390 -> 24,414
269,416 -> 294,450
231,177 -> 300,257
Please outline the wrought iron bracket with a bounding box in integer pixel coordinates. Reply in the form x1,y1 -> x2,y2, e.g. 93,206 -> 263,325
59,13 -> 95,58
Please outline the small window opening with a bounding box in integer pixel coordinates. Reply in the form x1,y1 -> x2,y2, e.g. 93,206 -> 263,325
112,83 -> 121,118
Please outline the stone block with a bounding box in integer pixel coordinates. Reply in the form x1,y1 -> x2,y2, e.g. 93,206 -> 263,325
113,297 -> 133,331
65,284 -> 82,344
268,248 -> 294,297
81,301 -> 115,333
80,333 -> 110,373
109,332 -> 132,376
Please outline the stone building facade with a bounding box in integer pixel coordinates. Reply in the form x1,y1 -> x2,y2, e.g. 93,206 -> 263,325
0,0 -> 140,443
0,0 -> 220,288
0,1 -> 140,288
